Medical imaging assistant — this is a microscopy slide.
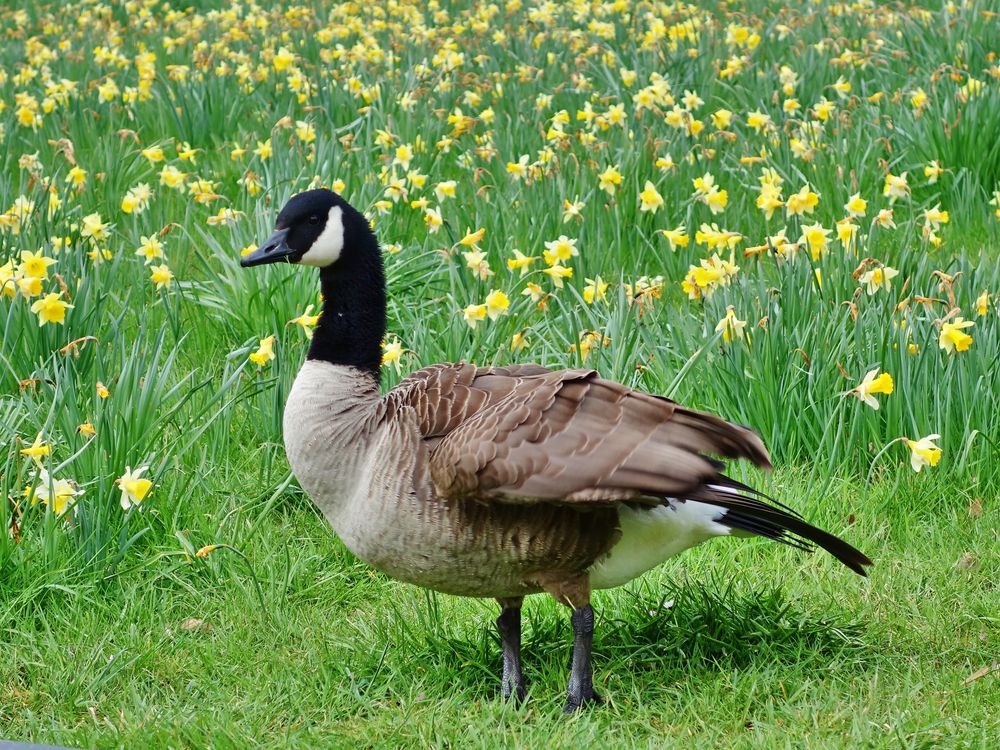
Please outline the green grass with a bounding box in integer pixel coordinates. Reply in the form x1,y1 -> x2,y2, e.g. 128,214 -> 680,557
4,471 -> 997,748
2,0 -> 1000,746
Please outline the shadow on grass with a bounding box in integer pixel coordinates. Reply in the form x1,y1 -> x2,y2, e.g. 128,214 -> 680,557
342,579 -> 868,702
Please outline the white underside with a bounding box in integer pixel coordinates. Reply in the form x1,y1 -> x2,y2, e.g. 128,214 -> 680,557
588,501 -> 732,589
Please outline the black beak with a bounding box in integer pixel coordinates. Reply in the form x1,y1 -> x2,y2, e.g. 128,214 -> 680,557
240,228 -> 293,267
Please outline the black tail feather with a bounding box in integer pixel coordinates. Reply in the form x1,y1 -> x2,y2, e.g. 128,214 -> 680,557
688,485 -> 873,576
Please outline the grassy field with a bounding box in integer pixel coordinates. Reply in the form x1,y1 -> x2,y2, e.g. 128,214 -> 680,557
2,0 -> 998,747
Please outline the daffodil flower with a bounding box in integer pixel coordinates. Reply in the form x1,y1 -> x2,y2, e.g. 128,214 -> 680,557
484,290 -> 510,320
20,433 -> 51,464
583,277 -> 609,305
117,466 -> 152,511
598,165 -> 622,195
939,318 -> 974,354
150,264 -> 173,289
510,332 -> 529,352
30,292 -> 74,326
715,306 -> 748,344
381,338 -> 405,374
975,291 -> 991,317
19,250 -> 57,278
848,369 -> 894,410
462,303 -> 487,328
638,181 -> 664,213
289,305 -> 321,338
859,266 -> 899,295
26,469 -> 81,516
542,235 -> 578,265
660,226 -> 689,251
904,434 -> 942,472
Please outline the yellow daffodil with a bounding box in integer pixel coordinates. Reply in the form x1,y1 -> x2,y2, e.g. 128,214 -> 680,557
836,218 -> 859,250
289,305 -> 321,338
800,223 -> 831,260
756,183 -> 784,219
176,142 -> 198,162
975,291 -> 991,317
938,318 -> 974,354
19,250 -> 57,278
249,335 -> 276,366
542,235 -> 578,265
921,204 -> 949,232
510,332 -> 529,352
462,249 -> 493,281
583,276 -> 609,304
638,181 -> 664,213
874,208 -> 896,229
121,183 -> 152,214
695,223 -> 742,251
423,206 -> 443,234
254,139 -> 272,160
295,121 -> 316,144
562,198 -> 585,223
135,235 -> 165,263
381,338 -> 404,374
747,110 -> 772,132
522,282 -> 546,305
844,193 -> 867,217
0,260 -> 16,299
715,306 -> 747,344
159,165 -> 187,189
462,303 -> 487,328
65,166 -> 87,189
859,266 -> 899,294
96,382 -> 110,399
116,466 -> 152,511
18,275 -> 43,299
786,184 -> 819,216
848,369 -> 894,410
542,264 -> 573,288
661,226 -> 690,251
904,434 -> 942,472
30,292 -> 74,326
150,264 -> 173,289
882,172 -> 910,203
80,212 -> 110,242
26,469 -> 81,516
506,249 -> 537,275
484,289 -> 510,320
598,165 -> 622,195
458,227 -> 486,247
20,432 -> 51,464
506,155 -> 530,181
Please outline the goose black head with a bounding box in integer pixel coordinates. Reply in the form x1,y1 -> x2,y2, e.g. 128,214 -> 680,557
241,189 -> 371,268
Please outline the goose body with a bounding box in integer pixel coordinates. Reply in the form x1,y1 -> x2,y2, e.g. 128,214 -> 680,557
242,189 -> 872,711
284,360 -> 746,598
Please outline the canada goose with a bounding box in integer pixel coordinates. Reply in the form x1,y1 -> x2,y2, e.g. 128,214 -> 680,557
241,189 -> 872,712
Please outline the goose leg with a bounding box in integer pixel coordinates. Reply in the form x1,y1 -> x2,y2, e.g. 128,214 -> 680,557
564,603 -> 602,713
496,597 -> 526,702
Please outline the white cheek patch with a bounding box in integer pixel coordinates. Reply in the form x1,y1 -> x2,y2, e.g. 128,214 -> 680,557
299,205 -> 344,267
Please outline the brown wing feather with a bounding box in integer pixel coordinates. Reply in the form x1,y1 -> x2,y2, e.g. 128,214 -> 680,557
382,362 -> 554,447
425,369 -> 771,503
386,365 -> 871,576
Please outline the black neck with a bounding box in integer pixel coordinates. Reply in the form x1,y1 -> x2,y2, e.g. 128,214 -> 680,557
308,241 -> 386,383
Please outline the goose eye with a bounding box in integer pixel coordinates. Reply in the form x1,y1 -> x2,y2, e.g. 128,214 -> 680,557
307,215 -> 320,225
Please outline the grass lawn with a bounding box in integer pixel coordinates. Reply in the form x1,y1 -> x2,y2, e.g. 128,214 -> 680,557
4,470 -> 997,748
2,0 -> 999,747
